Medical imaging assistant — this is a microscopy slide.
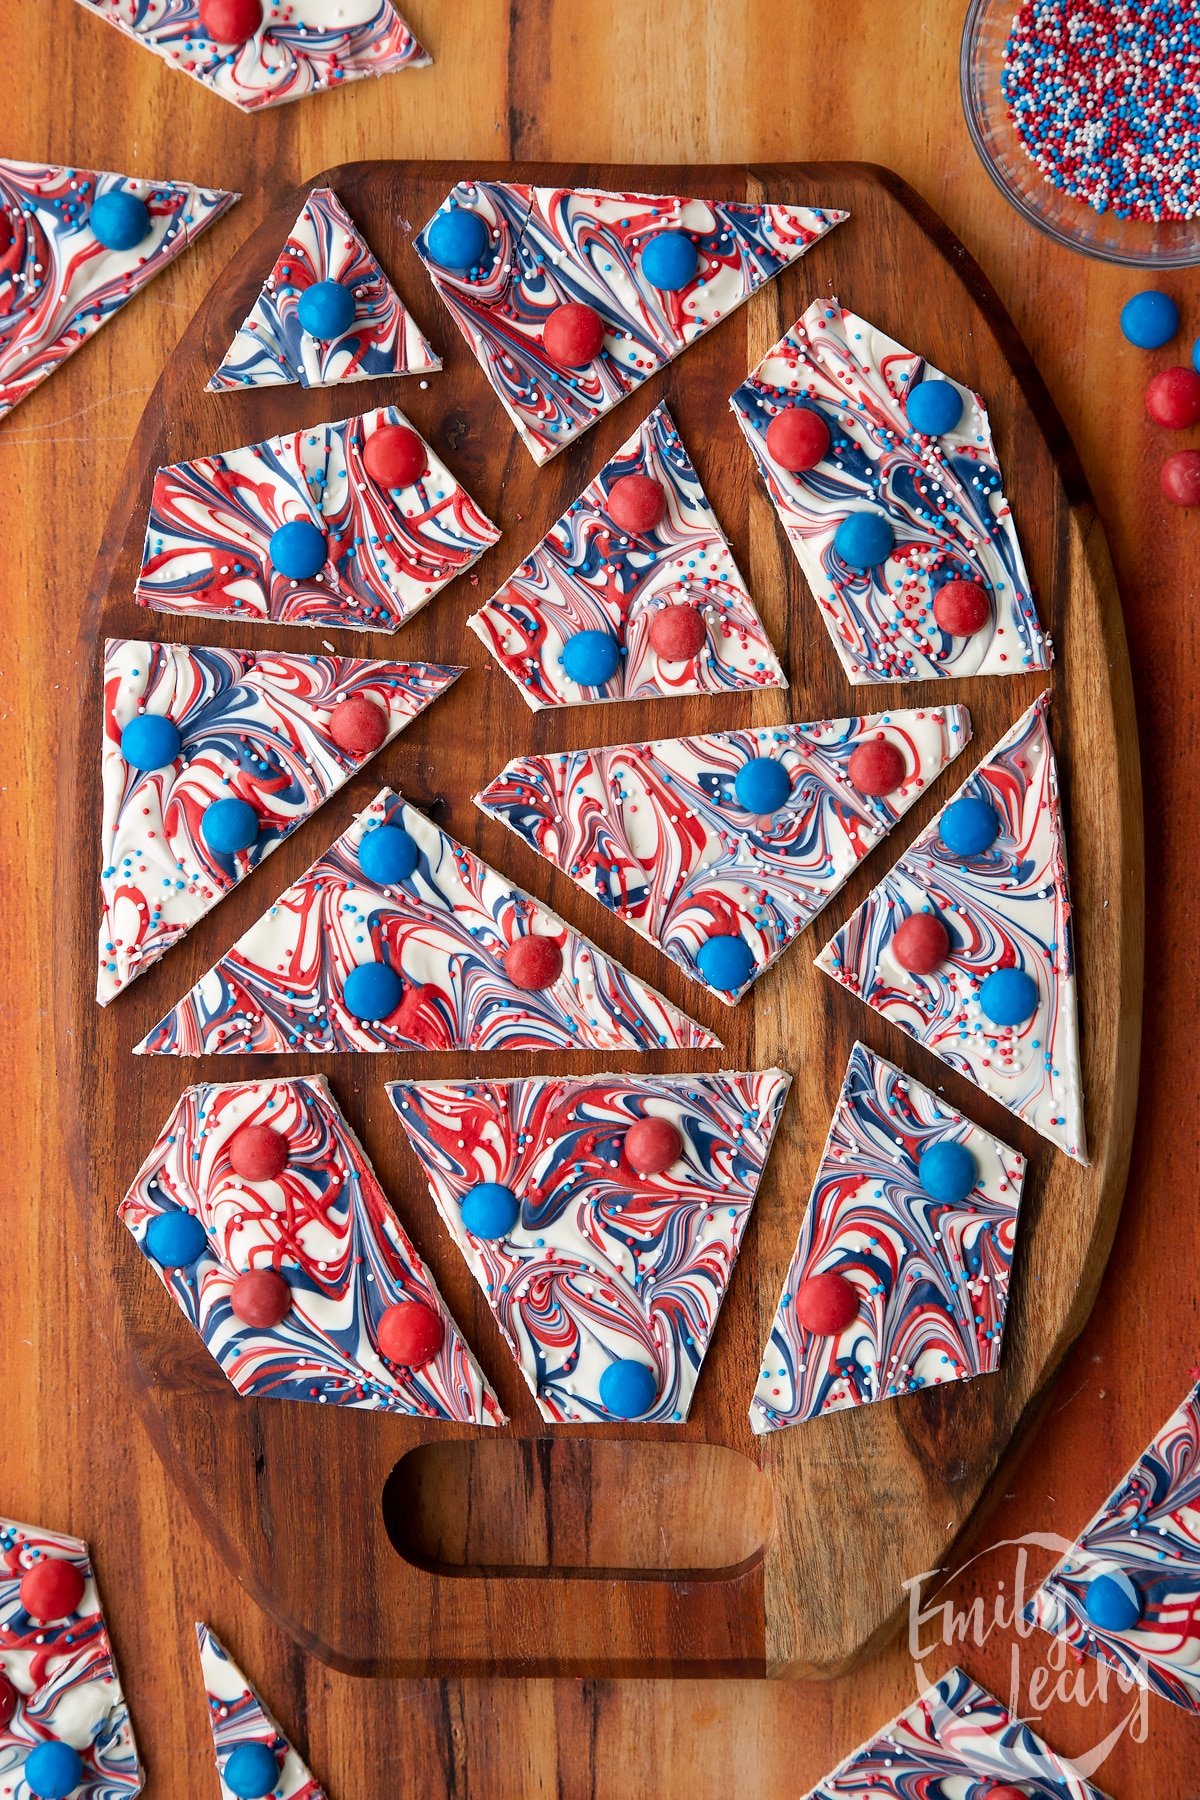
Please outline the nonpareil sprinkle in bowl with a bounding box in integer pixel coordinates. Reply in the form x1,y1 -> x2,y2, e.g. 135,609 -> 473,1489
1002,1 -> 1200,223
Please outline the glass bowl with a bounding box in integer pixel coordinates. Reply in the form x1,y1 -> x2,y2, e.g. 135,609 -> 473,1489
961,0 -> 1200,268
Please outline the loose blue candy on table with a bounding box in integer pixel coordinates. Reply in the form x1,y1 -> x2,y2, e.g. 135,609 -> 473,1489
89,189 -> 151,250
121,713 -> 181,771
599,1358 -> 658,1419
640,230 -> 699,292
1120,290 -> 1179,350
269,519 -> 327,580
297,278 -> 356,339
905,377 -> 963,436
427,206 -> 489,270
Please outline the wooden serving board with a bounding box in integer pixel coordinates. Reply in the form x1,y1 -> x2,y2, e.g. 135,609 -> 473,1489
61,161 -> 1143,1680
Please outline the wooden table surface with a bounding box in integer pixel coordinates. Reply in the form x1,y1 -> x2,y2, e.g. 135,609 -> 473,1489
1,3 -> 1193,1794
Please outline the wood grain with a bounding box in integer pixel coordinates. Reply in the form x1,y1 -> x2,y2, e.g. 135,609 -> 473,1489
0,2 -> 1193,1793
63,154 -> 1140,1687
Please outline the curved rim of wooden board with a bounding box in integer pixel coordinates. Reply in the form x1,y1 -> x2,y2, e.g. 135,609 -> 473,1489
57,159 -> 1144,1681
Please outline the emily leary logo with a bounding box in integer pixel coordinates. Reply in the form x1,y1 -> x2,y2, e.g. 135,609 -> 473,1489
903,1532 -> 1150,1781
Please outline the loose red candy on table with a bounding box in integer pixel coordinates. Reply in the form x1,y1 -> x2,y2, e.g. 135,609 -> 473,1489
848,737 -> 907,797
765,406 -> 830,472
230,1268 -> 292,1328
198,0 -> 263,42
892,912 -> 950,975
933,578 -> 990,636
648,604 -> 706,661
543,302 -> 606,368
1145,366 -> 1200,430
228,1124 -> 289,1181
504,936 -> 563,990
378,1302 -> 444,1368
1161,450 -> 1200,507
20,1556 -> 85,1621
329,695 -> 388,756
624,1116 -> 683,1176
607,473 -> 666,534
794,1272 -> 858,1336
0,1673 -> 17,1731
363,424 -> 427,489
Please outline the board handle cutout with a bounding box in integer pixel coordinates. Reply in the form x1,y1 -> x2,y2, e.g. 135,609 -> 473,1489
383,1440 -> 773,1581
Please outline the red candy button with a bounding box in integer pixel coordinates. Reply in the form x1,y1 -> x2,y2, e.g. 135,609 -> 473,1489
329,695 -> 388,756
230,1268 -> 291,1328
765,406 -> 830,472
228,1124 -> 289,1182
848,737 -> 907,797
1161,449 -> 1200,506
933,578 -> 990,636
985,1791 -> 1030,1800
1145,366 -> 1200,429
795,1272 -> 858,1336
20,1557 -> 85,1622
648,604 -> 706,661
199,0 -> 263,42
363,423 -> 427,489
543,303 -> 606,368
0,1674 -> 15,1732
625,1117 -> 683,1176
607,473 -> 666,534
892,912 -> 950,975
379,1302 -> 444,1368
504,936 -> 563,990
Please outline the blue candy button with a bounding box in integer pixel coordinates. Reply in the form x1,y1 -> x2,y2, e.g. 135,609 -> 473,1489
461,1182 -> 520,1239
695,933 -> 754,994
427,207 -> 489,271
560,628 -> 621,687
918,1139 -> 978,1205
1120,290 -> 1179,349
979,967 -> 1038,1027
939,795 -> 1000,857
342,961 -> 403,1022
833,510 -> 894,569
733,756 -> 791,815
359,824 -> 420,886
145,1209 -> 207,1269
269,519 -> 327,580
599,1358 -> 658,1419
1085,1570 -> 1142,1633
120,713 -> 181,771
222,1741 -> 282,1800
1193,335 -> 1200,376
89,189 -> 151,250
905,378 -> 963,436
201,797 -> 258,855
24,1741 -> 84,1800
640,230 -> 699,291
297,278 -> 356,339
